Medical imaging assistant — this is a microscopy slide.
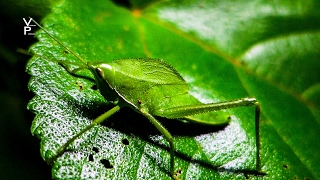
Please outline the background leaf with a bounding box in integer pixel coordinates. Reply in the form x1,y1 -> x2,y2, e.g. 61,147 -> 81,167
27,0 -> 320,179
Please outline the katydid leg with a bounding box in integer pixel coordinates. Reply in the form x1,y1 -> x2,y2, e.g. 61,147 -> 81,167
58,62 -> 96,82
51,105 -> 120,161
139,109 -> 176,178
59,62 -> 88,74
160,98 -> 258,118
159,97 -> 262,172
255,102 -> 261,172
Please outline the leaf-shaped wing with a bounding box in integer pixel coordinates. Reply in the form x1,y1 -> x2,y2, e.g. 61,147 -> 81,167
110,58 -> 189,107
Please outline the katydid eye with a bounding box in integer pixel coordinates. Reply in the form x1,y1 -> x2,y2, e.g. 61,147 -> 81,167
96,68 -> 103,78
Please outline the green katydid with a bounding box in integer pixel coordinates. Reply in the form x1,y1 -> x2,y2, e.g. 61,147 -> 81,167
31,18 -> 263,179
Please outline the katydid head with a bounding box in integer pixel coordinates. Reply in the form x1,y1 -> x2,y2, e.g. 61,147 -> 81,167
87,62 -> 119,103
88,62 -> 115,83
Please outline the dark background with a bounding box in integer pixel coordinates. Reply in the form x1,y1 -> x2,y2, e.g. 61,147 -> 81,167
0,2 -> 56,179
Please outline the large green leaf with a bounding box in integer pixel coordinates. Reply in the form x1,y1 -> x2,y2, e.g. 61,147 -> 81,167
27,0 -> 320,179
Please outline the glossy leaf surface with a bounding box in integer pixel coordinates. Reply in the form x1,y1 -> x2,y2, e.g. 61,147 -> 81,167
27,0 -> 320,179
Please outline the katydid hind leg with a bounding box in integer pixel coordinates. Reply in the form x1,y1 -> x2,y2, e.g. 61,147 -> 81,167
255,102 -> 262,173
160,98 -> 258,119
50,105 -> 121,162
139,109 -> 178,179
160,97 -> 262,173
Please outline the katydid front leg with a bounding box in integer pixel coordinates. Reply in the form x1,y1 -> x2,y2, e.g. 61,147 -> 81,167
49,105 -> 121,163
